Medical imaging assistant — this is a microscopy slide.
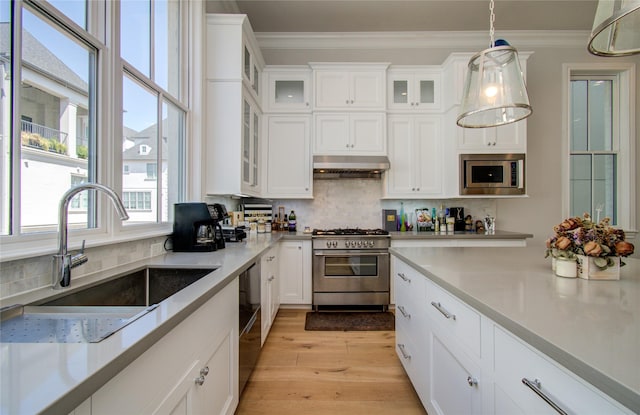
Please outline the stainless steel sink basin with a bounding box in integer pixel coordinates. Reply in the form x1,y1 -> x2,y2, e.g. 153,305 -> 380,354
40,267 -> 217,307
0,266 -> 217,343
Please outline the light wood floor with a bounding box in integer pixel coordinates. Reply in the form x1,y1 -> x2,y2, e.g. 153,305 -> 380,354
236,309 -> 428,415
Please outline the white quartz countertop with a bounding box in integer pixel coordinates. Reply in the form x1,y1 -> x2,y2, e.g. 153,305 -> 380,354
388,229 -> 533,240
0,233 -> 282,415
389,246 -> 640,413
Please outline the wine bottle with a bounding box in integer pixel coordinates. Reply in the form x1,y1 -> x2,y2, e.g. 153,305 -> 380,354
288,210 -> 297,232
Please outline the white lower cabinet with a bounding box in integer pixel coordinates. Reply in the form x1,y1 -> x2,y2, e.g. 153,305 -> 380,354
91,278 -> 239,415
279,240 -> 312,305
392,256 -> 632,415
261,245 -> 280,345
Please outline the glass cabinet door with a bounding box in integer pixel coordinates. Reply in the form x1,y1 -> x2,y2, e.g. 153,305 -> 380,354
275,80 -> 305,104
419,79 -> 435,104
393,80 -> 409,104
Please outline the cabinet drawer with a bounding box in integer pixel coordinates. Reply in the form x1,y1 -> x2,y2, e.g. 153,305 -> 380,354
425,279 -> 481,357
396,323 -> 429,407
494,326 -> 631,414
394,261 -> 426,311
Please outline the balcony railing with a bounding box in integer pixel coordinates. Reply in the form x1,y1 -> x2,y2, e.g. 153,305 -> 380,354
21,120 -> 68,145
21,120 -> 70,156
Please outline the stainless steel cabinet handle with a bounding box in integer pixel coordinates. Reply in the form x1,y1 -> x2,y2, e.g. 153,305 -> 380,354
397,273 -> 411,283
431,301 -> 456,320
397,343 -> 411,360
195,375 -> 205,386
397,305 -> 411,319
200,366 -> 209,376
467,376 -> 478,387
521,378 -> 569,415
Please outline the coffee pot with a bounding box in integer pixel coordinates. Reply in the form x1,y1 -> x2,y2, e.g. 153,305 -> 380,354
173,203 -> 217,252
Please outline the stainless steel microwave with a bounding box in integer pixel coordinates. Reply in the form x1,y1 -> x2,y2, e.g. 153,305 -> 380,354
460,153 -> 525,195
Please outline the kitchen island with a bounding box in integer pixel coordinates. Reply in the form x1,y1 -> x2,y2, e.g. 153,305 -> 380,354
390,245 -> 639,413
0,233 -> 283,415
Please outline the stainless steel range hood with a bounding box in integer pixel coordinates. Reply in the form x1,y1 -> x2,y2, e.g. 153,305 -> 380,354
313,155 -> 390,179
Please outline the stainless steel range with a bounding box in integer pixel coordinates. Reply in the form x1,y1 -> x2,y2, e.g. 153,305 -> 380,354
312,228 -> 390,311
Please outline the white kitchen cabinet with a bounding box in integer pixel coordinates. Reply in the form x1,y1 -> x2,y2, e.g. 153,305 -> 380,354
311,63 -> 388,110
429,330 -> 483,415
391,255 -> 633,415
279,240 -> 312,305
261,245 -> 280,345
385,115 -> 442,198
264,66 -> 312,112
314,112 -> 386,155
493,326 -> 632,415
265,115 -> 312,198
206,14 -> 263,102
91,278 -> 239,415
387,67 -> 441,112
205,15 -> 265,197
457,120 -> 527,153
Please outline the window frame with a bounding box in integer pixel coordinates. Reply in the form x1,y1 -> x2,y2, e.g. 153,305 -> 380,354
0,0 -> 199,262
562,63 -> 637,235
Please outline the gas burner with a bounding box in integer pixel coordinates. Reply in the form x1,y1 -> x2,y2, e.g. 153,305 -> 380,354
312,228 -> 390,236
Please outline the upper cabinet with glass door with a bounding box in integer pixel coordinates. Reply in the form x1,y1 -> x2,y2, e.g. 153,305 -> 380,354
263,66 -> 312,113
205,14 -> 264,103
387,67 -> 442,112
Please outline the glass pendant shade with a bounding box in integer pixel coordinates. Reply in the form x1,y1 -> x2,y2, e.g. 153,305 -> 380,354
457,45 -> 532,128
588,0 -> 640,56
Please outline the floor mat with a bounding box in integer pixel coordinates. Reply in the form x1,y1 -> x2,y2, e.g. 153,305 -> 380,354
304,311 -> 395,331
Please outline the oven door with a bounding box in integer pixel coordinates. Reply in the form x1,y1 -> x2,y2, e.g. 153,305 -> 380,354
313,250 -> 390,292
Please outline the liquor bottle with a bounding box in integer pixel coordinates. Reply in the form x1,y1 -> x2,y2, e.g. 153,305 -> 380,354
400,202 -> 406,232
288,210 -> 297,232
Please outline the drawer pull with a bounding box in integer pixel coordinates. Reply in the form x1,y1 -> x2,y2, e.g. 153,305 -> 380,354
397,273 -> 411,283
521,378 -> 569,415
467,376 -> 478,387
397,343 -> 411,360
431,301 -> 456,320
397,305 -> 411,319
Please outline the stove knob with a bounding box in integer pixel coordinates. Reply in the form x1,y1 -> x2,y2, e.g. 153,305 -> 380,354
333,241 -> 338,248
357,240 -> 363,247
369,240 -> 375,247
345,240 -> 351,248
326,241 -> 331,248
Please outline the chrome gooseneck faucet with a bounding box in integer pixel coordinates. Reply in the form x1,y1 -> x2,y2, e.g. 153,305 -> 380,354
53,183 -> 129,289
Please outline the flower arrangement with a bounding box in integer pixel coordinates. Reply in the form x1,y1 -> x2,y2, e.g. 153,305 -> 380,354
545,213 -> 634,270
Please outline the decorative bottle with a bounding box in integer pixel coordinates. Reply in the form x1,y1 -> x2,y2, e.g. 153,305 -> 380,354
288,210 -> 297,232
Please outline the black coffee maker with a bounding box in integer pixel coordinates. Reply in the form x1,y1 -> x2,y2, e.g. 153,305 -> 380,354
208,203 -> 228,250
173,203 -> 218,252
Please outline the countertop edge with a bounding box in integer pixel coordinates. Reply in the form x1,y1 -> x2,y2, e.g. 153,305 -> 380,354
388,230 -> 534,240
389,248 -> 639,413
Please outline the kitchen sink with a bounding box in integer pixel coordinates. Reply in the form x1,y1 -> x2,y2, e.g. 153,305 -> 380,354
0,267 -> 217,343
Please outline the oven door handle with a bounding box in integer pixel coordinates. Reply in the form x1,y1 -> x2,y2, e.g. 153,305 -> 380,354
314,252 -> 389,257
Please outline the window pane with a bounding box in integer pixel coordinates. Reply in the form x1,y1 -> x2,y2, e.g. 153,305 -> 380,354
162,99 -> 185,223
154,0 -> 181,98
121,0 -> 150,76
242,100 -> 250,183
0,0 -> 11,235
48,0 -> 86,29
570,80 -> 587,151
20,8 -> 96,233
593,154 -> 616,223
123,75 -> 158,223
588,80 -> 612,151
393,80 -> 408,104
570,154 -> 592,218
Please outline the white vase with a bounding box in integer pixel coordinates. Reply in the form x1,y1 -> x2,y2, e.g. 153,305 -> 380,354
555,257 -> 577,278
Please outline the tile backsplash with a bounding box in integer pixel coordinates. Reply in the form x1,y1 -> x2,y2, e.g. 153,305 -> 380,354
270,179 -> 497,230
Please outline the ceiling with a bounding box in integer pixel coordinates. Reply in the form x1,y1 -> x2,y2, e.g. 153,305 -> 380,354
224,1 -> 597,33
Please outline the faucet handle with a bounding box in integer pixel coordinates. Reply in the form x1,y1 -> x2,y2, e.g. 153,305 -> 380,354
71,240 -> 88,268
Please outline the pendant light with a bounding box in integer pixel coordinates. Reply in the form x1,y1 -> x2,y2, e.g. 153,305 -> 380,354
588,0 -> 640,57
457,0 -> 532,128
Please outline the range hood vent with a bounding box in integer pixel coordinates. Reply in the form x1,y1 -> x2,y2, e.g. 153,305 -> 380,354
313,155 -> 390,179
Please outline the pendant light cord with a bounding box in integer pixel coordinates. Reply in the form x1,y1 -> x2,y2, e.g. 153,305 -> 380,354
489,0 -> 495,47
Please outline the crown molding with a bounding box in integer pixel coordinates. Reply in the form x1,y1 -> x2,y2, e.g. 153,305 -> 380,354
255,30 -> 590,50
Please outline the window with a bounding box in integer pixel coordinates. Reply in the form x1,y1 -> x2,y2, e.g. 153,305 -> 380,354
121,0 -> 186,226
1,0 -> 191,255
565,64 -> 636,231
123,191 -> 152,211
